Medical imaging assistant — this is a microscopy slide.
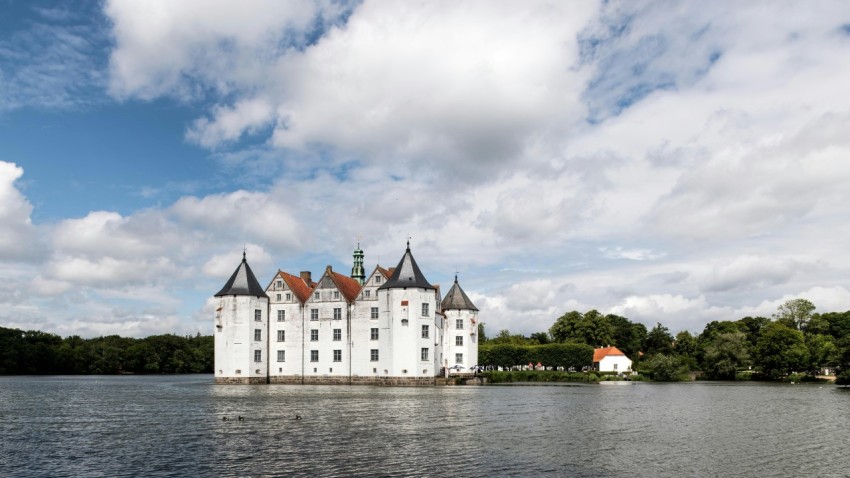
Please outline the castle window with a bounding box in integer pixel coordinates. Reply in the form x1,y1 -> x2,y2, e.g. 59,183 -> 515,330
371,328 -> 379,340
314,291 -> 320,300
277,350 -> 285,362
455,353 -> 463,364
311,309 -> 318,321
421,325 -> 429,339
333,350 -> 342,362
311,329 -> 319,341
365,290 -> 370,298
455,336 -> 463,346
276,280 -> 282,288
277,310 -> 285,322
421,348 -> 429,361
254,329 -> 262,341
333,308 -> 342,320
375,276 -> 382,284
254,309 -> 262,321
277,330 -> 285,342
254,350 -> 262,362
370,349 -> 379,362
276,294 -> 281,301
456,319 -> 464,330
286,292 -> 292,301
421,303 -> 429,317
371,307 -> 378,319
333,329 -> 341,341
334,291 -> 340,300
311,350 -> 319,362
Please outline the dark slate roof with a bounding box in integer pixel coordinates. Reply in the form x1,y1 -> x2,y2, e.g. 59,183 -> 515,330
441,276 -> 478,311
214,253 -> 269,298
378,245 -> 435,291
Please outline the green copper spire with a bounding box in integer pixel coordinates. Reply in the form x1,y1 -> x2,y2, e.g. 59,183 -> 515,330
351,242 -> 366,285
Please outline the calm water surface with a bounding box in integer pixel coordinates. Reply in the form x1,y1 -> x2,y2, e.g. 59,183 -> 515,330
0,376 -> 848,477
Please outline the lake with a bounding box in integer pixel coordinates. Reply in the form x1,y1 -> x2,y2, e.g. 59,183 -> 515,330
0,376 -> 848,477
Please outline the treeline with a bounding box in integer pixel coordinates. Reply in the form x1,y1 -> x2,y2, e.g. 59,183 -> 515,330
0,327 -> 213,375
479,299 -> 850,383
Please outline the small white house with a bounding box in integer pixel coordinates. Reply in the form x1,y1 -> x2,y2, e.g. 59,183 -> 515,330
593,346 -> 632,373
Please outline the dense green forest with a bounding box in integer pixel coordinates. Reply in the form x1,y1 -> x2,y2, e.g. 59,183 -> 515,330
0,328 -> 213,375
479,299 -> 850,384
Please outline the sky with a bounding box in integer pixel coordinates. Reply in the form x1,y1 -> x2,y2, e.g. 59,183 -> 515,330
2,0 -> 850,339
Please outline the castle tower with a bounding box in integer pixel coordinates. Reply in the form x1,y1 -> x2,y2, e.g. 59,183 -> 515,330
377,242 -> 440,380
351,243 -> 366,285
214,252 -> 269,384
441,274 -> 479,373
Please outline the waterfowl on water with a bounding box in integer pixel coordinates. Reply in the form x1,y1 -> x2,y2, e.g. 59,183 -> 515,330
294,414 -> 301,420
238,416 -> 244,421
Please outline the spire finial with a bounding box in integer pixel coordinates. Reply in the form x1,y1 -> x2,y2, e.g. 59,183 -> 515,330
406,235 -> 411,251
454,272 -> 458,283
242,246 -> 247,262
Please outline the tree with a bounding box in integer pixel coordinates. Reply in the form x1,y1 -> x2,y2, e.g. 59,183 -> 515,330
549,311 -> 582,343
477,322 -> 487,343
529,332 -> 550,345
488,329 -> 532,345
644,354 -> 688,381
608,315 -> 646,359
774,298 -> 815,331
575,310 -> 613,347
703,332 -> 749,380
737,316 -> 770,346
805,333 -> 838,374
754,322 -> 809,379
645,323 -> 673,356
673,331 -> 698,358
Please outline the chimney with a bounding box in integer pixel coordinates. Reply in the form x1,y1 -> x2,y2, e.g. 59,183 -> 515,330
300,271 -> 312,284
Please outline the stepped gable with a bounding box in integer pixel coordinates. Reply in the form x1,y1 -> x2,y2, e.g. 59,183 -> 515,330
593,346 -> 626,363
441,276 -> 478,311
378,244 -> 435,291
276,270 -> 314,303
328,268 -> 362,303
215,252 -> 268,298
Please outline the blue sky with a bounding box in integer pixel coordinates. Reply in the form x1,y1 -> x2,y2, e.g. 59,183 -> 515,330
3,0 -> 850,338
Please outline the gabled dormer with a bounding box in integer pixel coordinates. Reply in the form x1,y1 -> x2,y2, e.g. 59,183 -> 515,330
359,265 -> 395,300
266,270 -> 313,304
309,265 -> 362,305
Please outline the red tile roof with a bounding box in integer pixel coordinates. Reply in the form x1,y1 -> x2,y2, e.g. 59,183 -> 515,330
277,270 -> 313,304
329,271 -> 362,303
377,266 -> 394,279
593,346 -> 626,363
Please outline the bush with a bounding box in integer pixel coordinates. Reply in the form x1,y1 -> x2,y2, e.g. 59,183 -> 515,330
482,370 -> 599,383
836,370 -> 850,386
479,343 -> 594,370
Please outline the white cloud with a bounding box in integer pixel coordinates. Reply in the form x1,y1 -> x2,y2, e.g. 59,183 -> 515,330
0,162 -> 42,261
7,2 -> 850,340
105,0 -> 342,100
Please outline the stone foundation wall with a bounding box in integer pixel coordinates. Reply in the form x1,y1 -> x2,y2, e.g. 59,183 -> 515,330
259,375 -> 443,386
215,376 -> 268,385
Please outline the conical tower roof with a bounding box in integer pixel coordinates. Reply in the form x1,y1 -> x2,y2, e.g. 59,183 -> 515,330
441,275 -> 478,311
214,252 -> 268,298
378,243 -> 434,291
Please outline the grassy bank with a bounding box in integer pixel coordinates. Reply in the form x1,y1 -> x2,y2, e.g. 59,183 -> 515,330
482,370 -> 642,383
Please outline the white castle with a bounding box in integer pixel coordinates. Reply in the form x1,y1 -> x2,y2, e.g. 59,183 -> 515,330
213,243 -> 480,385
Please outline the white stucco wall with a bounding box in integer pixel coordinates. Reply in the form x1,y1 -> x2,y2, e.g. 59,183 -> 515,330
598,355 -> 632,373
214,294 -> 268,381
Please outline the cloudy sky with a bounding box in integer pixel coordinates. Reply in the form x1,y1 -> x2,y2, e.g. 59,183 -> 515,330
2,0 -> 850,338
